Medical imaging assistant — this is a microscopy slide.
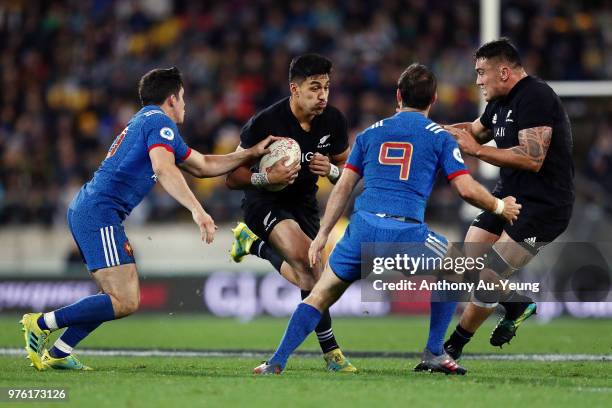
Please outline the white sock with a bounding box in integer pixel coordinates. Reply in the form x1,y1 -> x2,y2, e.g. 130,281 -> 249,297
53,338 -> 73,355
43,312 -> 58,330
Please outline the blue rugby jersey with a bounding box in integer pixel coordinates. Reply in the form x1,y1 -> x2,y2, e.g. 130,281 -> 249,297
70,105 -> 191,223
345,111 -> 468,222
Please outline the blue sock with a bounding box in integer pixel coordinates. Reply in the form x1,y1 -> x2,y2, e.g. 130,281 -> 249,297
37,316 -> 50,330
269,303 -> 322,369
49,322 -> 103,358
426,293 -> 457,355
51,294 -> 115,329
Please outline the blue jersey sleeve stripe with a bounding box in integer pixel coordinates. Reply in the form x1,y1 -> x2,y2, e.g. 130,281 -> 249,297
180,147 -> 192,162
447,169 -> 470,181
345,163 -> 362,176
147,143 -> 174,154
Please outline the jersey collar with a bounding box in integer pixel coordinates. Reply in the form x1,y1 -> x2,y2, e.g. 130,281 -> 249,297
504,75 -> 531,102
141,104 -> 164,113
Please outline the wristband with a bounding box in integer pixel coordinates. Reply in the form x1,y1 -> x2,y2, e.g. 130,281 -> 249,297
327,163 -> 340,182
251,172 -> 270,188
493,198 -> 505,215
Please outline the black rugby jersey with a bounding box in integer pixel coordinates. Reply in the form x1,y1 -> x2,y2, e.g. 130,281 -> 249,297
240,97 -> 349,201
480,76 -> 574,207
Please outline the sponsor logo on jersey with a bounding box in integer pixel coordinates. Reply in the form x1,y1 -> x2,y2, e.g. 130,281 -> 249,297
124,241 -> 134,257
301,151 -> 315,163
524,236 -> 537,247
317,134 -> 331,148
160,127 -> 174,140
453,147 -> 464,163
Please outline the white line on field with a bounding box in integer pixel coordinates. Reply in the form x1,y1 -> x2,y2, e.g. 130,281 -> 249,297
0,348 -> 609,361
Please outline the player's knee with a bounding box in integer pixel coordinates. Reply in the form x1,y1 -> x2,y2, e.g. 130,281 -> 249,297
297,265 -> 318,290
285,248 -> 310,270
304,289 -> 329,311
124,295 -> 140,315
286,252 -> 316,284
471,267 -> 502,307
483,246 -> 518,278
296,272 -> 316,291
113,292 -> 140,317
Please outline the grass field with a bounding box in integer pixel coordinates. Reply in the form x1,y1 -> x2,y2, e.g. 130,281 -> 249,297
0,315 -> 610,407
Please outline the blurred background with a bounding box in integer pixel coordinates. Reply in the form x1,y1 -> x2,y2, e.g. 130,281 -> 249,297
0,0 -> 611,320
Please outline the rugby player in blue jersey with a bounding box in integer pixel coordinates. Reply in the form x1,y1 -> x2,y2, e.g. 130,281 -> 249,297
253,63 -> 521,375
20,67 -> 276,371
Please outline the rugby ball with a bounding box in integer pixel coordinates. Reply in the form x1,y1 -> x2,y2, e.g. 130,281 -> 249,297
259,138 -> 301,192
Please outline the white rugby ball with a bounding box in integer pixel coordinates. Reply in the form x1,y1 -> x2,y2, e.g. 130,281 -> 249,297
259,137 -> 301,192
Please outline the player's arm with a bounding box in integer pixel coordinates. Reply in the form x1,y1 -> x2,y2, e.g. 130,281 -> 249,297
180,136 -> 278,178
447,125 -> 552,172
450,173 -> 521,224
225,117 -> 299,190
149,146 -> 216,244
309,148 -> 349,185
447,118 -> 492,144
224,147 -> 256,190
308,167 -> 361,267
225,144 -> 301,190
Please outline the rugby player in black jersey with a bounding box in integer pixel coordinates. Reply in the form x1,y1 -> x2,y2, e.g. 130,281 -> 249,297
442,38 -> 575,359
225,54 -> 356,372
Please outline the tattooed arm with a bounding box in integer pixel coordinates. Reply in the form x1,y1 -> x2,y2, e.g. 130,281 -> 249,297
508,127 -> 553,171
447,126 -> 552,172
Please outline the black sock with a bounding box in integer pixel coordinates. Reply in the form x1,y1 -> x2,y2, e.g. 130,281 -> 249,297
445,324 -> 474,349
500,291 -> 533,319
301,290 -> 339,354
249,239 -> 283,273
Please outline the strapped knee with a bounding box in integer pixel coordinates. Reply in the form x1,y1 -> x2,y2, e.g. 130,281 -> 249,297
483,246 -> 518,278
471,247 -> 518,308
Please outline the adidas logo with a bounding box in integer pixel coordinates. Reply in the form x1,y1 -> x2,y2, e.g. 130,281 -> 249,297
492,113 -> 497,124
524,237 -> 537,247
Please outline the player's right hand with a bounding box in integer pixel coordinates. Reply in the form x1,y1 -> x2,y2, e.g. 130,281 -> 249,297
193,209 -> 217,244
500,196 -> 521,225
266,156 -> 301,185
308,233 -> 328,268
445,127 -> 480,156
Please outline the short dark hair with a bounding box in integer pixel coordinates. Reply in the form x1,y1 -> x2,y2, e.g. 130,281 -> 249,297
289,54 -> 332,83
474,38 -> 522,67
397,63 -> 437,110
138,67 -> 183,106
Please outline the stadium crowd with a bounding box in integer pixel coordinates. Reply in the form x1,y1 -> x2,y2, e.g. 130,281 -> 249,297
1,0 -> 610,226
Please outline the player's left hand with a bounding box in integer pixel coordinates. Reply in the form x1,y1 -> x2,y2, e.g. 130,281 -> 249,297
250,135 -> 281,158
446,127 -> 480,156
192,209 -> 218,244
309,153 -> 331,176
308,232 -> 328,268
